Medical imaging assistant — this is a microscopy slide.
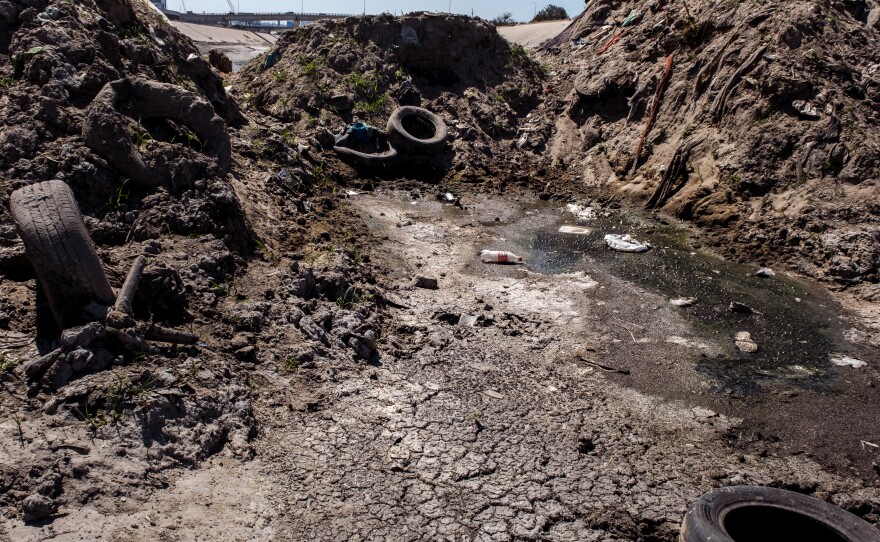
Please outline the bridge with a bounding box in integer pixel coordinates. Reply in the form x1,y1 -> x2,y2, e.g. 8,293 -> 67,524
163,9 -> 351,26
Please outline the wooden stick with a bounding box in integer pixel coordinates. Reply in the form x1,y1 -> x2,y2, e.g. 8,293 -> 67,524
114,255 -> 146,315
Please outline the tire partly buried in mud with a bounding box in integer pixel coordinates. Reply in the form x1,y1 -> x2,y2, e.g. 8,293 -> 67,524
680,486 -> 878,542
333,143 -> 399,167
386,106 -> 448,154
9,181 -> 116,328
82,77 -> 232,188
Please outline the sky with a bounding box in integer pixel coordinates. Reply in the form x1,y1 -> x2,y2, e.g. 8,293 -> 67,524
174,0 -> 585,24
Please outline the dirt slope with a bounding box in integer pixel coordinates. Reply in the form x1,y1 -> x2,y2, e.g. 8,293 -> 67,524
533,0 -> 880,300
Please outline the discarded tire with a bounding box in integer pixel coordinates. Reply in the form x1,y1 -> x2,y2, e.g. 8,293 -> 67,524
333,132 -> 399,167
82,77 -> 231,187
386,106 -> 447,154
9,181 -> 116,328
680,486 -> 879,542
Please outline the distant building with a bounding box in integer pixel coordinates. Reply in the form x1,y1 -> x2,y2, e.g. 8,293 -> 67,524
149,0 -> 166,10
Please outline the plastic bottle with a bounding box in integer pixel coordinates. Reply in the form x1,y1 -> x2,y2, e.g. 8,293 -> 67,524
480,250 -> 523,263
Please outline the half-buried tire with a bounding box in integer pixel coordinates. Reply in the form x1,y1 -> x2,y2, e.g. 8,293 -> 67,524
82,77 -> 231,188
680,486 -> 878,542
386,106 -> 447,155
10,181 -> 116,328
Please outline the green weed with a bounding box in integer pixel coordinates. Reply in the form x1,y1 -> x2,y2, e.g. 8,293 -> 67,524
336,286 -> 359,310
0,353 -> 18,373
134,119 -> 153,151
272,69 -> 289,83
109,179 -> 130,208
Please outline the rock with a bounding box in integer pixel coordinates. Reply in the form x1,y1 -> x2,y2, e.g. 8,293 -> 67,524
234,346 -> 256,362
411,274 -> 439,289
22,493 -> 56,522
755,267 -> 775,278
729,301 -> 757,314
208,49 -> 232,73
734,331 -> 759,353
830,354 -> 867,368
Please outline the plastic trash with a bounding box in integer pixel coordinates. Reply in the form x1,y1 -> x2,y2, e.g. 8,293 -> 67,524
558,225 -> 592,235
669,297 -> 697,307
830,354 -> 867,368
604,234 -> 649,253
401,25 -> 419,45
263,51 -> 280,69
565,203 -> 597,221
480,250 -> 523,264
621,9 -> 643,27
755,267 -> 776,278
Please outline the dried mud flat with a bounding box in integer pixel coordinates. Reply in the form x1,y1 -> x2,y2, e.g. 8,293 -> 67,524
1,0 -> 880,540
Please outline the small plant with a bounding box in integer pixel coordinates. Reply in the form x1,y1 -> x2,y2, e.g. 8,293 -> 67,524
272,69 -> 289,83
77,403 -> 108,433
313,160 -> 328,188
354,93 -> 388,118
134,119 -> 153,151
0,353 -> 18,373
109,179 -> 130,208
682,125 -> 695,138
282,357 -> 299,372
13,412 -> 24,445
300,57 -> 321,78
394,67 -> 406,80
253,236 -> 278,262
280,127 -> 297,147
0,76 -> 14,89
336,286 -> 359,310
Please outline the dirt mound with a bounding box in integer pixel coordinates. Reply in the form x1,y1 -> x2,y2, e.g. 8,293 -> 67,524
235,13 -> 545,178
534,0 -> 880,293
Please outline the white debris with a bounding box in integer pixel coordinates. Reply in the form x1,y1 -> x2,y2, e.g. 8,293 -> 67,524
734,331 -> 759,353
558,225 -> 592,235
565,203 -> 597,221
830,354 -> 867,368
604,234 -> 649,253
756,267 -> 776,278
670,297 -> 698,307
186,53 -> 198,62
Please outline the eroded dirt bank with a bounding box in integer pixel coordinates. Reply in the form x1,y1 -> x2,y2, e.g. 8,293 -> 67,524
0,1 -> 879,540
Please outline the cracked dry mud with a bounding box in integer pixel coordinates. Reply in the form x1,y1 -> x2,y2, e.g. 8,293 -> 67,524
4,192 -> 880,541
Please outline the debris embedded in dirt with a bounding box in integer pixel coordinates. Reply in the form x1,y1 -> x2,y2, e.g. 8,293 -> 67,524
735,331 -> 760,353
729,301 -> 761,315
670,297 -> 698,307
756,267 -> 776,278
480,250 -> 524,263
558,225 -> 592,235
604,233 -> 649,253
411,274 -> 438,289
831,354 -> 868,369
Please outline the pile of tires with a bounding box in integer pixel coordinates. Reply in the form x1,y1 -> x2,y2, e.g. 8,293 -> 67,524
333,106 -> 448,168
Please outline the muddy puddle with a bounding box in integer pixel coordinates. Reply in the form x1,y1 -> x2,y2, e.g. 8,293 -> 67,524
474,200 -> 863,395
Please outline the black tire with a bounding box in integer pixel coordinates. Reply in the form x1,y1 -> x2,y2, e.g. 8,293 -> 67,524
9,181 -> 116,328
82,77 -> 231,188
680,486 -> 879,542
386,106 -> 447,155
333,144 -> 399,167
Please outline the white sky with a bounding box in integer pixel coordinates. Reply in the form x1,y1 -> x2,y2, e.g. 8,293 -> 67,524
175,0 -> 584,24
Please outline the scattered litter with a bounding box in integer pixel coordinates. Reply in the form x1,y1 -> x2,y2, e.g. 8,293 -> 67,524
669,297 -> 698,307
262,51 -> 280,69
621,9 -> 643,27
400,25 -> 419,45
458,314 -> 479,327
580,357 -> 631,375
437,191 -> 462,207
792,100 -> 821,119
729,301 -> 760,314
604,234 -> 649,253
480,250 -> 523,264
411,274 -> 438,289
482,389 -> 503,399
734,331 -> 759,353
345,189 -> 359,197
755,267 -> 776,278
795,297 -> 802,303
186,53 -> 198,62
861,440 -> 879,450
565,203 -> 597,221
37,6 -> 63,22
558,225 -> 592,235
666,336 -> 709,349
830,354 -> 867,368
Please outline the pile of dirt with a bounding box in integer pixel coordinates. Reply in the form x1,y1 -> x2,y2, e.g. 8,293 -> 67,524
234,13 -> 546,179
531,0 -> 880,298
